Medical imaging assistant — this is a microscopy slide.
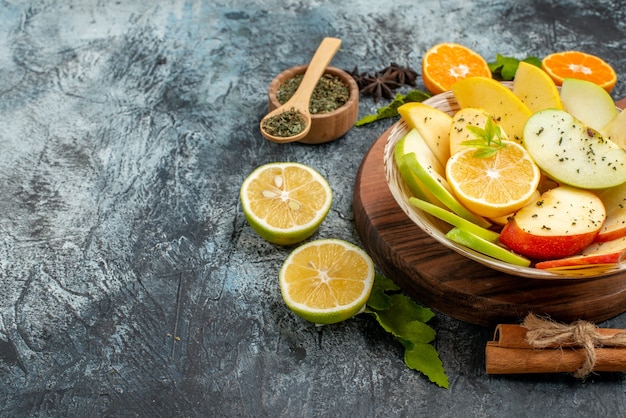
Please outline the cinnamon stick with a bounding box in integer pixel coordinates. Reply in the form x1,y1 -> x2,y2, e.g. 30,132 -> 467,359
486,321 -> 626,376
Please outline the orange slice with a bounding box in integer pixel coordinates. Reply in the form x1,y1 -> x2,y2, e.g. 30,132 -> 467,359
422,43 -> 492,95
446,141 -> 540,218
541,50 -> 617,92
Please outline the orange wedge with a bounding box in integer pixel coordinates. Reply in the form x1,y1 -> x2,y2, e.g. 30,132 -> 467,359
446,141 -> 540,218
422,43 -> 492,95
542,50 -> 617,92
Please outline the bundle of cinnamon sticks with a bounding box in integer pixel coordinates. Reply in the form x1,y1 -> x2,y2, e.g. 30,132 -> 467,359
486,314 -> 626,378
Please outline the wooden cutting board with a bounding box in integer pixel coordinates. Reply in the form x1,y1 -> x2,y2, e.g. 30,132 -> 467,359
353,98 -> 626,327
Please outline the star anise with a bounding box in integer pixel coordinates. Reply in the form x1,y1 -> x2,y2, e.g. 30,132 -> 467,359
382,62 -> 418,86
360,68 -> 402,102
347,66 -> 370,89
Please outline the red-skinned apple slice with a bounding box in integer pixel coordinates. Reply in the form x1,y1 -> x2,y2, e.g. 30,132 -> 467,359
499,186 -> 606,260
536,236 -> 626,269
595,181 -> 626,242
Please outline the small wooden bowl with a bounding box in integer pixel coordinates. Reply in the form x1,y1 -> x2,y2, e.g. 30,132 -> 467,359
267,65 -> 359,144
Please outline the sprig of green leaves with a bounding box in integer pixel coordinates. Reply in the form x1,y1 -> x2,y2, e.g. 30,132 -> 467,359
354,89 -> 431,126
488,54 -> 542,81
461,117 -> 506,158
365,273 -> 449,389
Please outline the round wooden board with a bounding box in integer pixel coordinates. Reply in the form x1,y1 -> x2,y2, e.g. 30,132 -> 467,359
353,110 -> 626,327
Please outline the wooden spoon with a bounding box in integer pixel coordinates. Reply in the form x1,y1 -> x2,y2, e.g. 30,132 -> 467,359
260,37 -> 342,143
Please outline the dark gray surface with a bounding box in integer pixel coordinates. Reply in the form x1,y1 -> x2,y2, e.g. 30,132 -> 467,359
1,0 -> 626,416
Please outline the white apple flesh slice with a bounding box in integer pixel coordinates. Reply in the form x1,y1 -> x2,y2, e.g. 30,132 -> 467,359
535,236 -> 626,269
512,61 -> 563,113
445,227 -> 531,267
409,197 -> 500,242
395,129 -> 492,228
523,109 -> 626,189
560,78 -> 618,132
398,102 -> 452,167
395,128 -> 445,176
595,181 -> 626,242
601,110 -> 626,151
499,186 -> 606,260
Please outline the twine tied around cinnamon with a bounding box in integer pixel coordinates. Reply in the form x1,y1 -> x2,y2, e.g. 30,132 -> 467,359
522,313 -> 626,378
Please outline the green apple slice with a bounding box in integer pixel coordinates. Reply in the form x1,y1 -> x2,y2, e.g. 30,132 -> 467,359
523,109 -> 626,189
397,153 -> 444,205
601,110 -> 626,151
395,128 -> 445,176
560,78 -> 618,132
395,129 -> 492,228
445,227 -> 531,267
409,197 -> 499,242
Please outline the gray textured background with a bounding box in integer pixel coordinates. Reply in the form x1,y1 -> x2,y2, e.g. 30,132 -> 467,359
1,0 -> 626,416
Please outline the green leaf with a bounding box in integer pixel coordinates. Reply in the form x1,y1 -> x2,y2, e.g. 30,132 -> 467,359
471,147 -> 500,158
355,90 -> 431,126
488,53 -> 541,81
366,273 -> 400,310
372,307 -> 436,344
462,117 -> 506,158
522,56 -> 542,68
404,342 -> 450,389
373,272 -> 400,292
365,274 -> 447,388
386,293 -> 435,324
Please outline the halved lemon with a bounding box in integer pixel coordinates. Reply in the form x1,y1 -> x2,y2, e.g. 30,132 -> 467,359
240,162 -> 332,245
279,239 -> 375,325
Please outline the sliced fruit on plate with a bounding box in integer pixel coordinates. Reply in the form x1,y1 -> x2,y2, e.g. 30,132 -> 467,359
451,76 -> 532,143
488,190 -> 541,226
541,50 -> 617,93
398,102 -> 452,167
445,139 -> 540,219
395,128 -> 492,228
421,43 -> 491,95
523,108 -> 626,189
535,236 -> 626,270
445,227 -> 531,267
396,153 -> 442,205
499,186 -> 606,260
560,78 -> 618,132
409,197 -> 500,242
240,162 -> 332,245
395,127 -> 445,176
601,110 -> 626,151
512,61 -> 562,113
595,182 -> 626,242
448,108 -> 507,156
279,239 -> 375,325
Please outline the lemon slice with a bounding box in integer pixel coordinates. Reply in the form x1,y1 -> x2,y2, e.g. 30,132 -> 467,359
279,239 -> 375,325
446,140 -> 540,218
240,162 -> 332,245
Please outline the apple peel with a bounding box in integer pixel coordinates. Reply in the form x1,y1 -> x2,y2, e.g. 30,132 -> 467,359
445,227 -> 531,267
409,197 -> 499,242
